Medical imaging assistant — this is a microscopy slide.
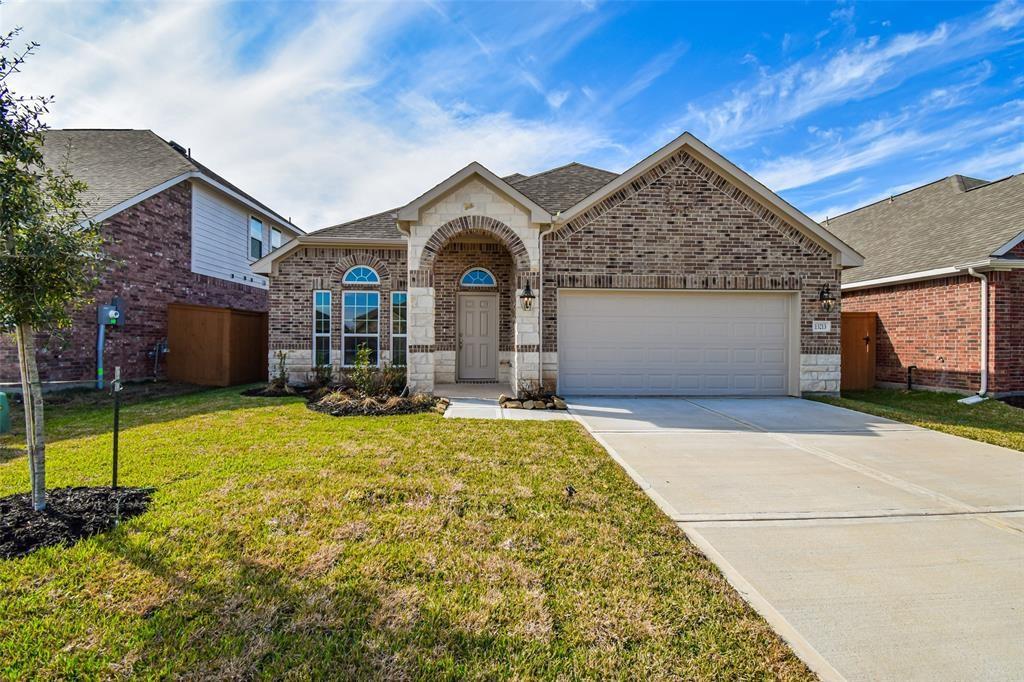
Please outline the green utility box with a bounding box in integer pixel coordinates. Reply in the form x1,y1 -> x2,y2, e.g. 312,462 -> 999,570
0,392 -> 10,434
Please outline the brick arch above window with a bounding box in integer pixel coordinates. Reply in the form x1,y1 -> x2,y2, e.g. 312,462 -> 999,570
420,215 -> 532,272
330,252 -> 391,286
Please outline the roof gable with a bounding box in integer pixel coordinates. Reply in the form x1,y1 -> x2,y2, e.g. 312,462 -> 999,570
397,162 -> 551,225
557,132 -> 863,268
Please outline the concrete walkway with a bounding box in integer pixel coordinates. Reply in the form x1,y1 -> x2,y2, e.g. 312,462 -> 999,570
568,396 -> 1024,682
437,383 -> 572,420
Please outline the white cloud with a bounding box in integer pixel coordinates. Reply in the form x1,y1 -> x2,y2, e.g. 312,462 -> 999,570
678,0 -> 1024,148
3,0 -> 611,229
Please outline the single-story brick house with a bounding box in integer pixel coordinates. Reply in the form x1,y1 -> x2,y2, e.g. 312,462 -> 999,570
826,173 -> 1024,396
254,132 -> 862,396
0,129 -> 303,388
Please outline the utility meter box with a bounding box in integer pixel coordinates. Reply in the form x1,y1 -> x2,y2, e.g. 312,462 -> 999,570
98,304 -> 122,326
0,392 -> 10,434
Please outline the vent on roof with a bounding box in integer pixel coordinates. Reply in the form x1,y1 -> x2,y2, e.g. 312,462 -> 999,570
168,140 -> 190,158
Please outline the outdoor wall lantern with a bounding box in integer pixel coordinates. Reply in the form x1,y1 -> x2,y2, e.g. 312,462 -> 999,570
519,281 -> 536,311
818,284 -> 837,313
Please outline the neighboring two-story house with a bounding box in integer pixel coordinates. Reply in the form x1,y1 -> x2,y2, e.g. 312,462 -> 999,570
0,129 -> 303,388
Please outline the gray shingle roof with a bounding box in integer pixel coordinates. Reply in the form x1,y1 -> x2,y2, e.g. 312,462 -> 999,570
824,174 -> 1024,284
315,208 -> 402,240
42,129 -> 299,230
313,161 -> 619,237
42,129 -> 193,219
508,162 -> 619,214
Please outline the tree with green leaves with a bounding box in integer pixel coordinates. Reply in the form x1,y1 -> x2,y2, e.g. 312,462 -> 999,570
0,24 -> 102,511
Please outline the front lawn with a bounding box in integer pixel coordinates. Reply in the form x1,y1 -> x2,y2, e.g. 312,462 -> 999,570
0,387 -> 810,679
812,389 -> 1024,452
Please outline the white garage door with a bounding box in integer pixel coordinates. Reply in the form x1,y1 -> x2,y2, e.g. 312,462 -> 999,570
558,290 -> 793,396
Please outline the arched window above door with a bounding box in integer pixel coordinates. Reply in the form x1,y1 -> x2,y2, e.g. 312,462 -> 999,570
342,265 -> 380,285
460,268 -> 497,287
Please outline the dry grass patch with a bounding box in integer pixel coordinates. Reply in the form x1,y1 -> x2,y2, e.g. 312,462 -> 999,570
0,386 -> 813,679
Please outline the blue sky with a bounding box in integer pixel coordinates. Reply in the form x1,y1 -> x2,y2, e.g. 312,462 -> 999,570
4,0 -> 1023,228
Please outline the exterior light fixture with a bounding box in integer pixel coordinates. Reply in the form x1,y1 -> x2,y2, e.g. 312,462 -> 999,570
519,281 -> 536,311
818,284 -> 837,313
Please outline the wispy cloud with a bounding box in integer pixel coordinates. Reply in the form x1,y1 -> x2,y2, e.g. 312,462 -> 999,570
4,0 -> 612,228
679,0 -> 1024,148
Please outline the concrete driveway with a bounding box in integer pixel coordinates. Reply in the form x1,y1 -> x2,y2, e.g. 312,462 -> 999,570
568,397 -> 1024,681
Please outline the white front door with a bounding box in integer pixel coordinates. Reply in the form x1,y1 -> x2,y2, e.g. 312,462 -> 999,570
458,293 -> 499,380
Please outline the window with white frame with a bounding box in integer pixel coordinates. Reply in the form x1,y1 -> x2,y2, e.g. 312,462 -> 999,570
343,291 -> 379,366
391,292 -> 407,367
460,267 -> 496,287
313,290 -> 331,367
342,265 -> 380,285
249,216 -> 264,259
270,227 -> 282,251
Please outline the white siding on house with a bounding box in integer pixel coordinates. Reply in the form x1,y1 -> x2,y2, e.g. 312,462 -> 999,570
191,182 -> 279,289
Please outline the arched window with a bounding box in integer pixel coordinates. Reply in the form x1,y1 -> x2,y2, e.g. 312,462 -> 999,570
460,268 -> 496,287
342,265 -> 380,285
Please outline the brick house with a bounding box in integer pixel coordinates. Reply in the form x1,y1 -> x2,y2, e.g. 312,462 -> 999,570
826,173 -> 1024,396
0,129 -> 303,388
254,132 -> 862,396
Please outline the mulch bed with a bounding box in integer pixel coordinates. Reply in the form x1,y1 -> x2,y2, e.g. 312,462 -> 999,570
1,486 -> 153,560
1000,396 -> 1024,410
307,391 -> 443,417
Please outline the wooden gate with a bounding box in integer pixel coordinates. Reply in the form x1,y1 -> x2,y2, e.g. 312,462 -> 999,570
167,303 -> 268,386
841,311 -> 876,391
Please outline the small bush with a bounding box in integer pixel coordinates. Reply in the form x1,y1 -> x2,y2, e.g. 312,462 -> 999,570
517,378 -> 558,402
309,363 -> 334,389
270,350 -> 289,390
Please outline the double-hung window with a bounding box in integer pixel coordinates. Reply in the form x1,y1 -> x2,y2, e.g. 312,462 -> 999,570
391,292 -> 407,366
313,290 -> 332,367
270,227 -> 282,251
249,217 -> 264,259
343,291 -> 380,366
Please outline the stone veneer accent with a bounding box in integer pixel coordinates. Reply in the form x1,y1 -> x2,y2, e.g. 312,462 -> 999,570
0,181 -> 268,385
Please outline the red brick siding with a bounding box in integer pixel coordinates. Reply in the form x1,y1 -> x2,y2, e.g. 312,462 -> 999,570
841,276 -> 984,392
268,246 -> 407,360
432,241 -> 515,352
0,181 -> 267,385
990,270 -> 1023,393
542,151 -> 840,353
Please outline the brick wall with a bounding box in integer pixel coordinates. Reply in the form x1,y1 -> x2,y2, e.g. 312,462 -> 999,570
542,149 -> 840,361
0,181 -> 267,386
841,275 -> 983,392
432,240 -> 515,352
990,270 -> 1023,393
267,246 -> 407,380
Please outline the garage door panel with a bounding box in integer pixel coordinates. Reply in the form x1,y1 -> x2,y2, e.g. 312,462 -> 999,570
559,291 -> 791,396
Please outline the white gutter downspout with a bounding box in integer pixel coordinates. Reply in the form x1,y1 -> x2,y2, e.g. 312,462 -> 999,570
959,268 -> 989,403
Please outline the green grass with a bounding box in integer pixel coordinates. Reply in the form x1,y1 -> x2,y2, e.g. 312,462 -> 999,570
812,389 -> 1024,452
0,387 -> 810,680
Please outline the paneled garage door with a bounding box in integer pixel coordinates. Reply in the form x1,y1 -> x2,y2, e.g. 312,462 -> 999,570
558,290 -> 794,396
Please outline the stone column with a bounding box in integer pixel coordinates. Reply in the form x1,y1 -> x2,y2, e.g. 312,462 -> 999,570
512,271 -> 541,395
407,269 -> 435,394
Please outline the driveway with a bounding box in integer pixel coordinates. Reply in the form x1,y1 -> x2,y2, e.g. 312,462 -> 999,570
568,397 -> 1024,681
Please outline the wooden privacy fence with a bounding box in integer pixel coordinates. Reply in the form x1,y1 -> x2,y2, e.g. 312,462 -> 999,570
167,303 -> 268,386
840,311 -> 877,391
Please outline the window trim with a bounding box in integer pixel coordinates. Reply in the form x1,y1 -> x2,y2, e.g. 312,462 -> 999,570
342,265 -> 381,285
391,291 -> 407,367
460,267 -> 497,287
312,290 -> 332,368
270,227 -> 282,251
342,289 -> 381,368
249,216 -> 265,260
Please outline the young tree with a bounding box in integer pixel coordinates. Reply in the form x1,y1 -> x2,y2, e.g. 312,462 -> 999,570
0,25 -> 101,511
